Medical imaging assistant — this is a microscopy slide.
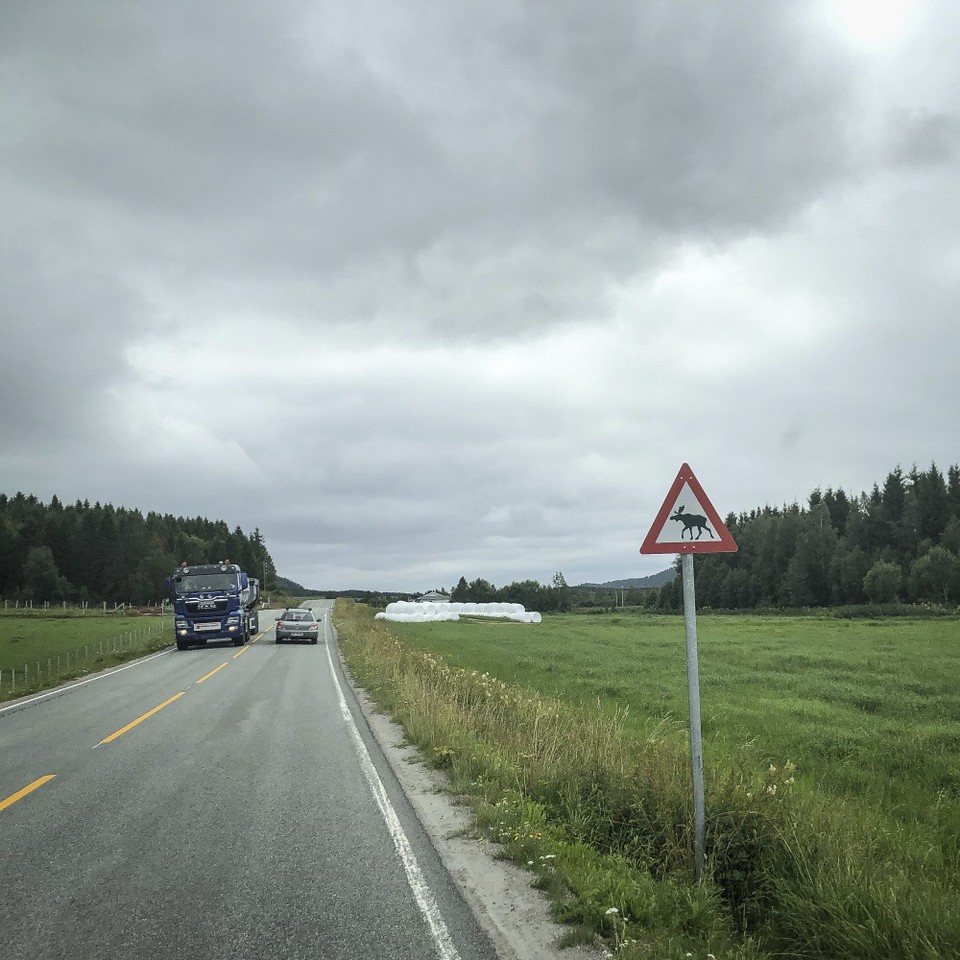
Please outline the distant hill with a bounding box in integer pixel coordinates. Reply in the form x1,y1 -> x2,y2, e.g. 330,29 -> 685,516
276,569 -> 678,597
274,578 -> 412,603
577,568 -> 677,590
274,575 -> 325,597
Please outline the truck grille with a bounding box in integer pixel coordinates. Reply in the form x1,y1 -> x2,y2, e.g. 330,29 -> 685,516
185,597 -> 229,614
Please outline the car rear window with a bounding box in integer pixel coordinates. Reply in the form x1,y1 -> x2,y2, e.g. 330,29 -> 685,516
283,610 -> 315,621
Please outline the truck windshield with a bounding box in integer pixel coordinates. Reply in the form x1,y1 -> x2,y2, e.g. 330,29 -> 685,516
175,574 -> 237,593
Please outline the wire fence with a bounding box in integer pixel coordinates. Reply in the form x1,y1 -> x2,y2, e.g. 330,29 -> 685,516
1,617 -> 170,702
1,600 -> 166,613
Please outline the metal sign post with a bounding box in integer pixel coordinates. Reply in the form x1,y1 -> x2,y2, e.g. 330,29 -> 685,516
681,552 -> 706,877
640,463 -> 737,881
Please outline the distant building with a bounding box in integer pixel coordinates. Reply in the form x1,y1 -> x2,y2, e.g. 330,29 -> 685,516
416,590 -> 450,603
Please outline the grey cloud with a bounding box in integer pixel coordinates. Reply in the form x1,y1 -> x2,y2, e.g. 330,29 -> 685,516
2,0 -> 958,591
474,2 -> 857,233
4,8 -> 444,235
0,248 -> 141,444
885,109 -> 960,167
3,0 -> 866,347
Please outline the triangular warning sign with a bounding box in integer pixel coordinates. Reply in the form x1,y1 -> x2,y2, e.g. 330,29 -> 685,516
640,463 -> 737,554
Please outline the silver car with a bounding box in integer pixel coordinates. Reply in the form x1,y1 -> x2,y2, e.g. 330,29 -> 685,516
275,608 -> 320,644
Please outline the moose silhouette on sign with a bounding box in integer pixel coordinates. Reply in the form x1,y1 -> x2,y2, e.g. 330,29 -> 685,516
669,504 -> 715,541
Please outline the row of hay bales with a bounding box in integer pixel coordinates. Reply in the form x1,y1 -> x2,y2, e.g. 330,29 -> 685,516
375,601 -> 542,623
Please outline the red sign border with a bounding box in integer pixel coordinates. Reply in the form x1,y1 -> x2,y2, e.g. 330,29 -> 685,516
640,463 -> 738,554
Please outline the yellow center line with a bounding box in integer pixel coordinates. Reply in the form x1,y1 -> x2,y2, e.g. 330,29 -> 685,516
98,692 -> 185,745
1,775 -> 56,813
196,662 -> 229,684
232,645 -> 250,659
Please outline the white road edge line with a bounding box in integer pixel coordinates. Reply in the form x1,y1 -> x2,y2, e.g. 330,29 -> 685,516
0,649 -> 171,716
323,614 -> 462,960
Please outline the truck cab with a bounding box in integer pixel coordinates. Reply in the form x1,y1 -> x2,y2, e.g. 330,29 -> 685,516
166,563 -> 250,651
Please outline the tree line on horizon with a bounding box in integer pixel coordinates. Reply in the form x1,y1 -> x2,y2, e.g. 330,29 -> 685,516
4,461 -> 958,613
448,570 -> 572,612
441,464 -> 960,614
653,462 -> 960,610
0,492 -> 277,605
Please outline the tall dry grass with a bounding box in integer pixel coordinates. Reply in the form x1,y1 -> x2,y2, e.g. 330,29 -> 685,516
335,602 -> 959,959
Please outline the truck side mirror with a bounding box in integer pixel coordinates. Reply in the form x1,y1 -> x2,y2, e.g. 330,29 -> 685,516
240,572 -> 249,589
165,576 -> 171,595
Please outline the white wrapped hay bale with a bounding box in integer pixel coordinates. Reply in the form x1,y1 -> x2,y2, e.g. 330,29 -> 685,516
376,609 -> 460,622
377,599 -> 539,623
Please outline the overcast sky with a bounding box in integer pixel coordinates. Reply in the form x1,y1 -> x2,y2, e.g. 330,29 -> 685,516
2,1 -> 957,592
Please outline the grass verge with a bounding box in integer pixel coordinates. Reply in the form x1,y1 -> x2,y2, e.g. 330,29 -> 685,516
334,601 -> 959,959
0,611 -> 171,701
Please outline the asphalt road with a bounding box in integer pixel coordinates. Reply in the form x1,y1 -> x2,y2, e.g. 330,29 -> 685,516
0,601 -> 500,960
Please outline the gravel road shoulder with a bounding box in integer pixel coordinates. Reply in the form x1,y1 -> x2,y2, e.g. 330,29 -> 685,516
348,677 -> 604,960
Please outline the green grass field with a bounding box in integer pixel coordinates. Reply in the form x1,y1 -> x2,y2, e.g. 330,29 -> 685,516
337,603 -> 960,960
389,613 -> 960,831
0,610 -> 171,700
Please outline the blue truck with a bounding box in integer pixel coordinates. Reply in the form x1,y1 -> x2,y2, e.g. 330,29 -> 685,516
166,562 -> 257,651
243,577 -> 261,635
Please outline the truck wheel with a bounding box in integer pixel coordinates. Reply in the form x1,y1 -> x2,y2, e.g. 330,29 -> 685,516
176,637 -> 189,651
